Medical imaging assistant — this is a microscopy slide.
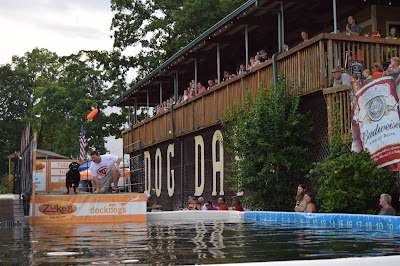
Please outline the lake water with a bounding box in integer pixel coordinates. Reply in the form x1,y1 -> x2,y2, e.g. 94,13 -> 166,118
2,220 -> 400,265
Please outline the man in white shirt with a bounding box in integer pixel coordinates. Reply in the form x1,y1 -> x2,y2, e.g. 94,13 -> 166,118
90,151 -> 121,193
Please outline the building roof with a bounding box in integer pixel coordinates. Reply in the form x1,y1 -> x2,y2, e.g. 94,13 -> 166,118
8,149 -> 69,159
111,0 -> 400,107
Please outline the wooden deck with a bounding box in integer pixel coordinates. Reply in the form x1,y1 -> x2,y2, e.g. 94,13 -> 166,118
123,33 -> 400,153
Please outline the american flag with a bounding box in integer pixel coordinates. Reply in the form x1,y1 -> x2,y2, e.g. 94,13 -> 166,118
79,123 -> 87,161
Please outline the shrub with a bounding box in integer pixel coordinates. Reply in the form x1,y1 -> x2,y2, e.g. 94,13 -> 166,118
222,75 -> 313,211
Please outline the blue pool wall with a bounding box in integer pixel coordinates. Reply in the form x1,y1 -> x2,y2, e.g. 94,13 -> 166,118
244,211 -> 400,231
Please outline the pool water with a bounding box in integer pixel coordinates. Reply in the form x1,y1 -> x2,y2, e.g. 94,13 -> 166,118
1,220 -> 400,265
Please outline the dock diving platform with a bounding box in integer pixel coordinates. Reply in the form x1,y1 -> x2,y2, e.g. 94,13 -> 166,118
30,193 -> 146,225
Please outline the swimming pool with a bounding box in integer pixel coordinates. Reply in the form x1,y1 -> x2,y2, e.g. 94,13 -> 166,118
1,211 -> 400,265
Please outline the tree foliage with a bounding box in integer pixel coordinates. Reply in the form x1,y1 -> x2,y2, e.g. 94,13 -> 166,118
309,106 -> 397,214
222,75 -> 313,211
6,48 -> 130,160
110,0 -> 247,80
0,64 -> 33,176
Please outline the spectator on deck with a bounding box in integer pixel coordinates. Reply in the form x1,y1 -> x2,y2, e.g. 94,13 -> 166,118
346,15 -> 362,36
254,54 -> 260,65
378,193 -> 396,216
294,184 -> 307,212
193,198 -> 202,210
232,196 -> 244,211
207,79 -> 215,90
198,82 -> 206,94
258,50 -> 269,63
304,191 -> 317,213
237,64 -> 247,75
363,69 -> 372,80
183,89 -> 189,101
299,31 -> 309,45
386,27 -> 398,40
371,62 -> 383,79
383,57 -> 400,76
222,71 -> 231,82
218,197 -> 229,210
214,78 -> 219,86
205,201 -> 218,210
332,68 -> 351,87
198,196 -> 206,210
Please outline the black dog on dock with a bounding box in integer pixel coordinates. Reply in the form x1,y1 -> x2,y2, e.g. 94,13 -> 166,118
66,162 -> 81,194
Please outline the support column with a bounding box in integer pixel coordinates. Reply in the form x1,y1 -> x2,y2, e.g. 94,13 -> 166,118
160,81 -> 162,105
194,58 -> 198,95
245,25 -> 249,66
333,0 -> 337,33
146,90 -> 149,117
175,72 -> 179,101
217,43 -> 221,84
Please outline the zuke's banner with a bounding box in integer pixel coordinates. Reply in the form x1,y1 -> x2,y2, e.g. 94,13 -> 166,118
30,193 -> 146,225
350,74 -> 400,169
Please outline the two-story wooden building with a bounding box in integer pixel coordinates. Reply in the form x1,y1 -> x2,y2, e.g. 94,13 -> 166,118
111,0 -> 400,210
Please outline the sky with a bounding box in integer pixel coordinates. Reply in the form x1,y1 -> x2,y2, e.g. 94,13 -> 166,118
0,0 -> 135,159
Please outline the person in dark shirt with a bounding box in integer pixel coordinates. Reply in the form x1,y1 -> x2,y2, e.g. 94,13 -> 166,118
258,50 -> 269,63
346,15 -> 362,36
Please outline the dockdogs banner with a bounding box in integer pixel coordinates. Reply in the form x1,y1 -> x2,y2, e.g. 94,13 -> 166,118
350,74 -> 400,169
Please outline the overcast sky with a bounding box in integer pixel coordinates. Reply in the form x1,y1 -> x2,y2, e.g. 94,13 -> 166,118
0,0 -> 135,158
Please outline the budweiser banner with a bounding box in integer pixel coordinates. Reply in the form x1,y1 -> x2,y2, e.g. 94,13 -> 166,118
350,74 -> 400,169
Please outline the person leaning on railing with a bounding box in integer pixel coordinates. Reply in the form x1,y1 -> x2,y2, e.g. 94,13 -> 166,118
332,68 -> 351,87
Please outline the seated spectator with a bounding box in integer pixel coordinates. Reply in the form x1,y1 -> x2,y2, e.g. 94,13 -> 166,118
193,198 -> 201,210
294,184 -> 307,212
207,79 -> 215,90
254,54 -> 260,65
248,56 -> 255,70
363,69 -> 372,80
214,78 -> 219,85
332,68 -> 351,87
183,89 -> 189,101
299,31 -> 309,45
218,197 -> 229,210
197,82 -> 206,94
378,193 -> 396,216
304,191 -> 317,213
232,196 -> 244,211
198,196 -> 206,210
237,64 -> 248,75
258,50 -> 269,63
346,15 -> 362,36
187,196 -> 195,210
371,62 -> 383,79
383,57 -> 400,76
205,201 -> 218,210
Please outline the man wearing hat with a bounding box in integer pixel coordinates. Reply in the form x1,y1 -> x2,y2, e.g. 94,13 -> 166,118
332,68 -> 351,87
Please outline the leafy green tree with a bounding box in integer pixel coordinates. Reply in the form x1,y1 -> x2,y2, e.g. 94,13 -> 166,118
11,48 -> 130,158
222,75 -> 313,211
0,64 -> 33,176
309,107 -> 397,214
110,0 -> 247,80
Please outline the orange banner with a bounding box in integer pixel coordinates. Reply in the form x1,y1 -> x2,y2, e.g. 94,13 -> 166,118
30,193 -> 146,225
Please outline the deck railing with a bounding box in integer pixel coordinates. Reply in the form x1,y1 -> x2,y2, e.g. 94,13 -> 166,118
123,33 -> 400,153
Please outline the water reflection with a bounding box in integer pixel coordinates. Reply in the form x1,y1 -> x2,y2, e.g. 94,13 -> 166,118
1,220 -> 400,265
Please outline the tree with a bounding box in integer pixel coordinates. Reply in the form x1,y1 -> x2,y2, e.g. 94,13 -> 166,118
11,48 -> 130,158
0,64 -> 33,176
110,0 -> 247,80
222,75 -> 313,211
